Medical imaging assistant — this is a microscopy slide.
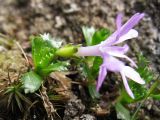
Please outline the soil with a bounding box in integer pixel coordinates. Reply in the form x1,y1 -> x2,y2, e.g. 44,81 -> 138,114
0,0 -> 160,120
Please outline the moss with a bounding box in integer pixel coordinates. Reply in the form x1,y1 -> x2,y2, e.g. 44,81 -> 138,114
0,49 -> 28,90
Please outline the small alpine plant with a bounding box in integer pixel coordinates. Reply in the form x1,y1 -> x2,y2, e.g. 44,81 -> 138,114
13,12 -> 160,120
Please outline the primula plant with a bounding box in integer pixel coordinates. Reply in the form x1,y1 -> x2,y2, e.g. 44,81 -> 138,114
4,12 -> 160,119
57,13 -> 145,99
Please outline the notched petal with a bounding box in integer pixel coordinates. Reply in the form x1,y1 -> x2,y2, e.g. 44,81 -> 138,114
116,13 -> 123,30
114,29 -> 138,44
119,13 -> 144,36
103,44 -> 129,55
96,65 -> 107,91
121,71 -> 135,99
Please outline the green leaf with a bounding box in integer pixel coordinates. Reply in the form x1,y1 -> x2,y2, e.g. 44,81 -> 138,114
21,71 -> 43,94
77,58 -> 98,99
115,102 -> 131,120
82,56 -> 102,81
120,54 -> 153,104
82,27 -> 111,46
91,28 -> 111,45
31,36 -> 56,71
40,61 -> 69,76
91,57 -> 103,78
136,53 -> 154,83
31,36 -> 69,76
82,26 -> 96,46
88,84 -> 100,99
150,94 -> 160,100
5,84 -> 22,94
120,81 -> 147,104
81,60 -> 93,81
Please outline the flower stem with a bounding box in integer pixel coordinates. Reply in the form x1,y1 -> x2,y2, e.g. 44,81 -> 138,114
131,75 -> 160,120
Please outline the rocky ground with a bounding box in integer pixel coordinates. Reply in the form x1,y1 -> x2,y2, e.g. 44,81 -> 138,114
0,0 -> 160,120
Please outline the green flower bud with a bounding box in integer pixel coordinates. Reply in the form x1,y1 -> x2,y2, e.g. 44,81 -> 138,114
56,44 -> 79,57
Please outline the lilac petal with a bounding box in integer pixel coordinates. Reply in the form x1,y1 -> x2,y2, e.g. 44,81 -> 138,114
101,13 -> 144,46
120,71 -> 135,99
119,13 -> 144,36
109,54 -> 137,68
116,13 -> 123,30
104,56 -> 125,72
96,64 -> 107,91
122,66 -> 145,84
123,55 -> 137,68
100,32 -> 119,46
103,44 -> 129,55
104,46 -> 137,67
114,29 -> 138,45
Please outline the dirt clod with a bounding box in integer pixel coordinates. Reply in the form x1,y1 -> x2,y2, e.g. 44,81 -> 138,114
63,96 -> 85,120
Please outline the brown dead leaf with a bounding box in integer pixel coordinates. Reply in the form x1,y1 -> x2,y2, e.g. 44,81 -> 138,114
91,104 -> 110,116
50,72 -> 73,100
40,84 -> 56,119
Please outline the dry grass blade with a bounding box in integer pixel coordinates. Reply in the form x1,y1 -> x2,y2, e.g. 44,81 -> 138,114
16,91 -> 32,105
15,41 -> 30,67
23,100 -> 39,120
15,94 -> 23,111
7,92 -> 14,109
40,84 -> 57,119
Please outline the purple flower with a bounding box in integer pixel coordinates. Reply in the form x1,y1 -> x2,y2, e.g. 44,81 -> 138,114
77,13 -> 145,98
